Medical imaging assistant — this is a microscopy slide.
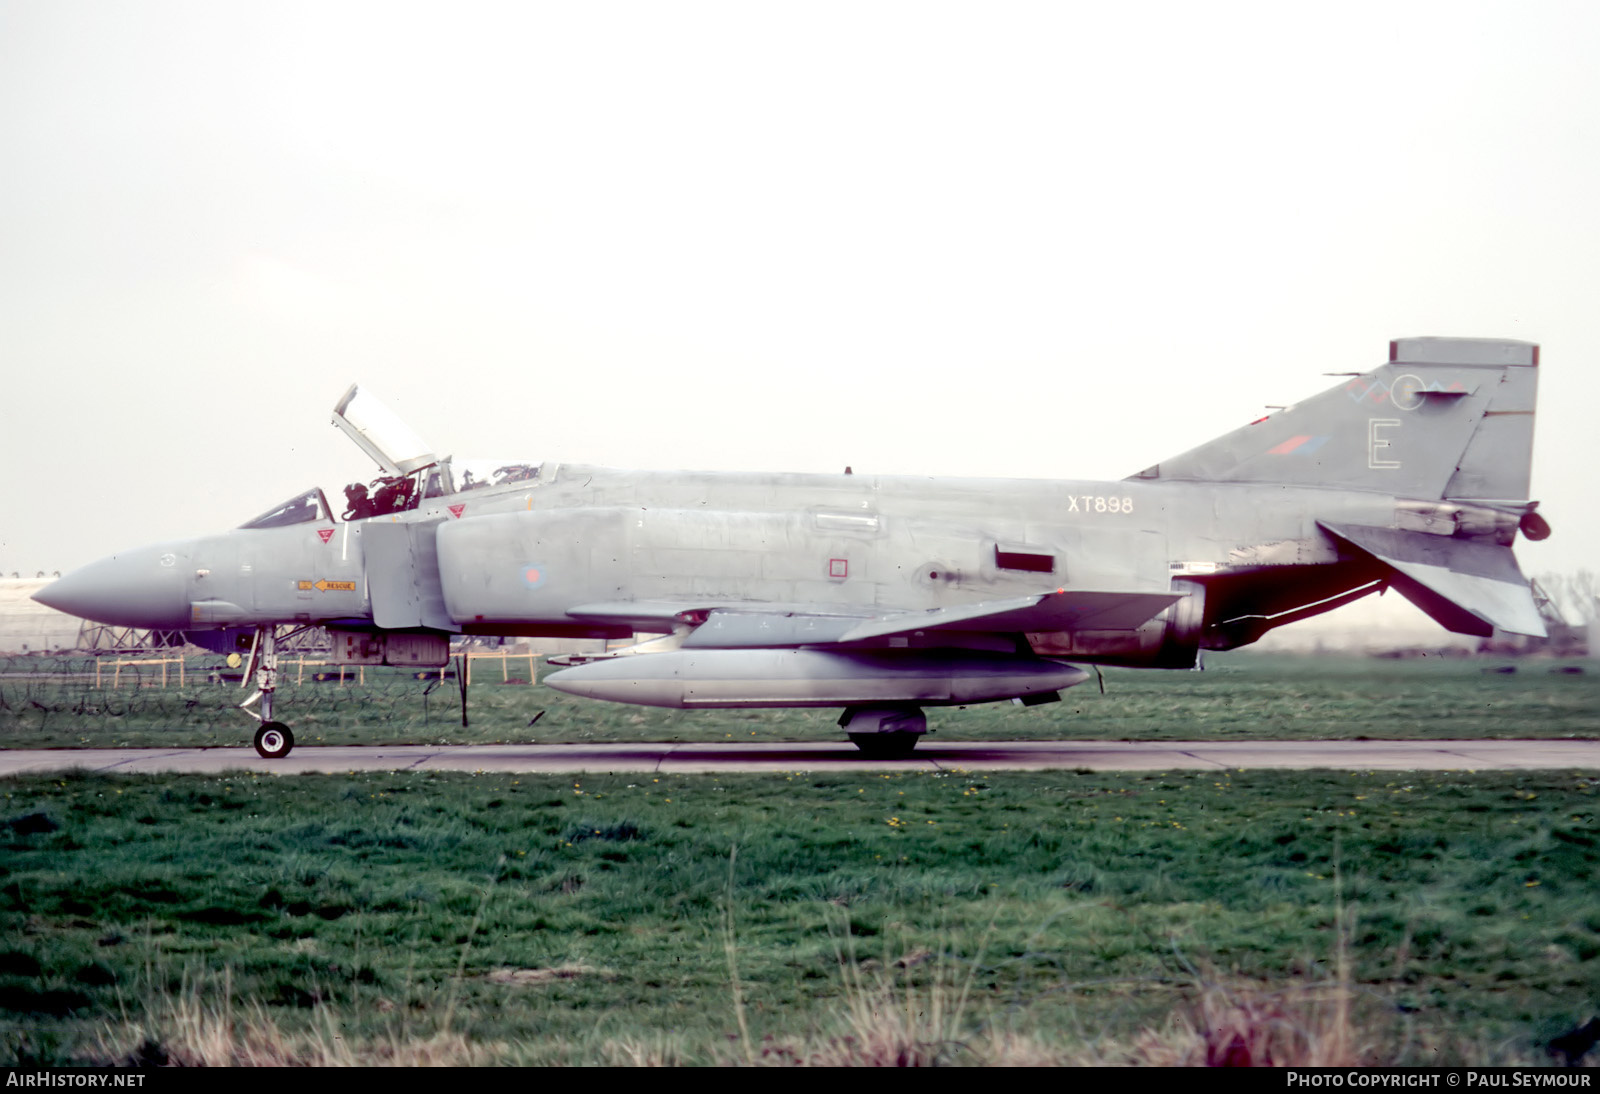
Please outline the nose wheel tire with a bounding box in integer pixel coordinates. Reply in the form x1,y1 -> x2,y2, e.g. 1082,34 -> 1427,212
254,722 -> 295,759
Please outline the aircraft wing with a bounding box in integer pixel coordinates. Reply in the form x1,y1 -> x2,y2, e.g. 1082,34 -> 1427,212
563,589 -> 1180,650
565,600 -> 761,627
832,590 -> 1180,642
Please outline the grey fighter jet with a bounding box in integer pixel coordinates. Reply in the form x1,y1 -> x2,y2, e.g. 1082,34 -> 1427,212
35,337 -> 1549,759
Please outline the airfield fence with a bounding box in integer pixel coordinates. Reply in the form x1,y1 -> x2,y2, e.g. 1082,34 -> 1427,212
96,655 -> 187,688
1,650 -> 539,688
463,649 -> 539,684
0,651 -> 545,742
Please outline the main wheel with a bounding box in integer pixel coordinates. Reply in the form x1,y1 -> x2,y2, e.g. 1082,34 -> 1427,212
254,722 -> 295,759
848,731 -> 920,759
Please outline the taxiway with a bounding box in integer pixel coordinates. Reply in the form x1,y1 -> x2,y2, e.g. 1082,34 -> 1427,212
0,739 -> 1596,776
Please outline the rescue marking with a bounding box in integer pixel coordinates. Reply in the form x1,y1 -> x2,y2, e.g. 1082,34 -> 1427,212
829,558 -> 849,579
298,580 -> 356,592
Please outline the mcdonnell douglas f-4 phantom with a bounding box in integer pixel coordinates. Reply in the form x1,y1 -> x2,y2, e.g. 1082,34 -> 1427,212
36,336 -> 1550,759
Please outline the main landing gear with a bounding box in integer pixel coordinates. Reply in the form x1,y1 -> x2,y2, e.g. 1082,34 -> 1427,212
840,706 -> 926,759
240,626 -> 296,759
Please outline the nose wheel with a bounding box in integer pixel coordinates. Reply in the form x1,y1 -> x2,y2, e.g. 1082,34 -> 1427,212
254,722 -> 295,759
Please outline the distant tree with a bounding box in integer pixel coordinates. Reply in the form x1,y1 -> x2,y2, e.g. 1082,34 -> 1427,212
1536,571 -> 1598,624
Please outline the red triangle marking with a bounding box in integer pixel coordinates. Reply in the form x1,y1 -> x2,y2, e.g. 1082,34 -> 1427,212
448,504 -> 466,519
316,528 -> 335,544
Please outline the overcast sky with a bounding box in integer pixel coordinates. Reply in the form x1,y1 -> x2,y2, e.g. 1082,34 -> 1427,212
3,2 -> 1596,603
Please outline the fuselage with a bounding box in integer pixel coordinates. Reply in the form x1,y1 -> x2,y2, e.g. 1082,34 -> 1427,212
39,461 -> 1404,662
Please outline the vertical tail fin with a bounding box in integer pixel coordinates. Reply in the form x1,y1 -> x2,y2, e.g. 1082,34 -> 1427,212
1131,337 -> 1539,502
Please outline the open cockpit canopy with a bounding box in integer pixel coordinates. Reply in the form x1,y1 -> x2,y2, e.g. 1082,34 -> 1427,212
332,384 -> 438,477
324,386 -> 548,520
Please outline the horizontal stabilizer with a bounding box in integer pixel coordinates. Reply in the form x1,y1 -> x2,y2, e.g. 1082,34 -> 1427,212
1319,522 -> 1545,638
835,590 -> 1180,643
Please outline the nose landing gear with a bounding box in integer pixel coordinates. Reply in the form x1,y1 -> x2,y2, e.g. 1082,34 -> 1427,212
240,626 -> 296,758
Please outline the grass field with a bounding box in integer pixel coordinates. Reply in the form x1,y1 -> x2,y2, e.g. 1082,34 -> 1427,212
2,654 -> 1597,1065
2,652 -> 1596,750
3,764 -> 1600,1065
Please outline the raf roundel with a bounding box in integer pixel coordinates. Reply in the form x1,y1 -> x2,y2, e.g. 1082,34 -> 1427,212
521,565 -> 546,589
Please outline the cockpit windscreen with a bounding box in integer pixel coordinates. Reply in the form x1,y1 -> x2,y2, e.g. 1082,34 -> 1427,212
239,489 -> 331,529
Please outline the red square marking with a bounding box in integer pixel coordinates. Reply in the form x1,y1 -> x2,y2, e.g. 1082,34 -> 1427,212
829,558 -> 848,579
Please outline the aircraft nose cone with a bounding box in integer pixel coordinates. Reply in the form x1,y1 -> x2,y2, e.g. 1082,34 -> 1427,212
33,545 -> 192,629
